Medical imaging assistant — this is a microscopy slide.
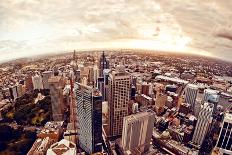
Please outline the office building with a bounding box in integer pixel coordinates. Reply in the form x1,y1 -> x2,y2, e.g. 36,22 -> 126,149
122,111 -> 155,153
131,85 -> 136,100
132,102 -> 139,114
97,77 -> 104,97
48,76 -> 65,121
202,89 -> 218,103
93,65 -> 99,87
0,90 -> 3,101
32,74 -> 43,90
191,102 -> 214,148
63,85 -> 71,109
11,85 -> 18,101
99,51 -> 109,77
155,93 -> 167,115
88,66 -> 95,86
42,71 -> 53,89
86,66 -> 98,87
25,74 -> 34,92
184,84 -> 198,109
108,65 -> 131,137
136,94 -> 153,108
17,84 -> 24,98
75,83 -> 102,154
216,112 -> 232,154
103,69 -> 110,101
81,76 -> 88,86
73,69 -> 81,83
141,83 -> 150,96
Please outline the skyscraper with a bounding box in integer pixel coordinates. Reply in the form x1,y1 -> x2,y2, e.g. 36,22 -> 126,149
42,71 -> 53,89
73,50 -> 78,70
75,83 -> 102,154
216,112 -> 232,154
131,85 -> 136,100
48,76 -> 65,121
94,65 -> 99,87
88,66 -> 95,86
108,65 -> 131,137
16,84 -> 24,98
191,102 -> 214,148
25,74 -> 34,92
97,77 -> 104,99
122,111 -> 155,153
73,69 -> 81,83
99,51 -> 109,77
103,69 -> 110,101
184,84 -> 198,109
32,74 -> 43,90
202,89 -> 218,103
141,83 -> 150,96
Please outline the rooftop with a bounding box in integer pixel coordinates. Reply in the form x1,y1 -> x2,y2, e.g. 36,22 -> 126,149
48,139 -> 76,155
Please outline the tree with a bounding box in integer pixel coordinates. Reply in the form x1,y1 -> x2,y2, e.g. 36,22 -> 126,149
0,142 -> 7,151
0,125 -> 13,141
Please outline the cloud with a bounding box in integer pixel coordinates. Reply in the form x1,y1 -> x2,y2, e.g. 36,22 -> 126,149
215,26 -> 232,41
0,0 -> 232,62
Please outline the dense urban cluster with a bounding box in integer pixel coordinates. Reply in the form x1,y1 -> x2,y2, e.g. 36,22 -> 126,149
0,50 -> 232,155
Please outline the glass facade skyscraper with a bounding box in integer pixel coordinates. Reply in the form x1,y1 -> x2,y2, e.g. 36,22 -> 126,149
75,83 -> 102,154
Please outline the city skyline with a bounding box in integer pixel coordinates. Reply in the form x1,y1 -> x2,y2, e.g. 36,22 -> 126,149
1,51 -> 232,154
1,0 -> 232,62
1,0 -> 232,154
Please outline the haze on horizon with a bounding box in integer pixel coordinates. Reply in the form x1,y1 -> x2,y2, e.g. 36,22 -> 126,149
0,0 -> 232,62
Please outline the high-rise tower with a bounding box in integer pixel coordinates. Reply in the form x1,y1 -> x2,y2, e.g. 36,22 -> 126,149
75,83 -> 102,154
216,112 -> 232,154
191,102 -> 214,148
184,84 -> 198,109
122,111 -> 155,153
99,51 -> 109,77
202,89 -> 218,103
108,65 -> 131,137
48,76 -> 65,121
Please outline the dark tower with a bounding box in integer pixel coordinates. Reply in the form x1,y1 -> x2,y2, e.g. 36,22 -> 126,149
73,50 -> 78,70
99,51 -> 109,77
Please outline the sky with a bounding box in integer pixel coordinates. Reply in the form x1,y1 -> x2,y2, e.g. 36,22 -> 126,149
0,0 -> 232,62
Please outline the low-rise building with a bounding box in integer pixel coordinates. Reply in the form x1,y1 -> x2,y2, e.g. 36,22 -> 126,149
27,137 -> 55,155
38,121 -> 64,142
46,139 -> 76,155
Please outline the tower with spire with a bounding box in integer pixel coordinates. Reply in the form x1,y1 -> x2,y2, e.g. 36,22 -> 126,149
73,50 -> 78,70
99,51 -> 109,77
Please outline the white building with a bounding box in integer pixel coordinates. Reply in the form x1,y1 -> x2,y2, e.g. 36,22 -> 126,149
32,74 -> 43,90
184,84 -> 198,109
42,71 -> 53,89
122,111 -> 155,153
132,103 -> 139,114
192,102 -> 213,148
202,89 -> 219,103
